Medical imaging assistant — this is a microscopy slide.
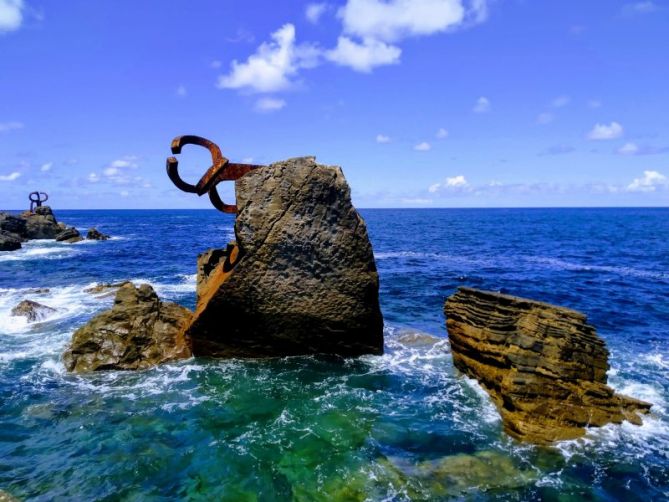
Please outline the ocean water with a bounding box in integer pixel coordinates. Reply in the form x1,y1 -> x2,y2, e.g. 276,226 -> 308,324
0,208 -> 668,501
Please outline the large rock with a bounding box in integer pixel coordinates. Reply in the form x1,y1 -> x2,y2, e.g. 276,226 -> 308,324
187,156 -> 384,358
0,230 -> 22,251
55,227 -> 83,243
444,287 -> 651,444
21,206 -> 61,239
63,283 -> 193,372
0,212 -> 27,237
86,227 -> 110,240
11,299 -> 56,322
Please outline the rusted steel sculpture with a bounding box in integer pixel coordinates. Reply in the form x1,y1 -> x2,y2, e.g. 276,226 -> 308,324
166,135 -> 263,213
29,191 -> 48,212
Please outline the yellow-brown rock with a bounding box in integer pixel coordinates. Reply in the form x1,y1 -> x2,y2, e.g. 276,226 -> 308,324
444,287 -> 651,444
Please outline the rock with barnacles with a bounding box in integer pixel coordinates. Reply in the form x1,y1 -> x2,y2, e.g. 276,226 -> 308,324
187,156 -> 384,358
444,287 -> 651,444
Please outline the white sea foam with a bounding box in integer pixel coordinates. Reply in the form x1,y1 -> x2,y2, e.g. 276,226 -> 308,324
0,242 -> 81,262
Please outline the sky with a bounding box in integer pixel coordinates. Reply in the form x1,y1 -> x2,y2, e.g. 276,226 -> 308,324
0,0 -> 668,209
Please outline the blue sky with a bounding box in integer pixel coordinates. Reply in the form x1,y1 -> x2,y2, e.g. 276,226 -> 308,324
1,0 -> 668,209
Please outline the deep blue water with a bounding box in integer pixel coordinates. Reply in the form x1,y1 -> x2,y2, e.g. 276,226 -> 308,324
0,208 -> 668,500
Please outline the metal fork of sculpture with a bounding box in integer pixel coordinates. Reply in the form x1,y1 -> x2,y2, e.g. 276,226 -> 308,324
166,135 -> 263,213
29,191 -> 48,212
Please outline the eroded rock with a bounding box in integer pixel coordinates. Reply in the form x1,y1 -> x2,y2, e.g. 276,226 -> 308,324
11,299 -> 56,322
63,283 -> 192,372
83,281 -> 132,295
187,156 -> 384,358
55,227 -> 83,243
444,287 -> 651,444
21,206 -> 61,239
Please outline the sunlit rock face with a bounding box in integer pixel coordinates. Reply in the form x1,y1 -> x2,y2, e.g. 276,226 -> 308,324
188,156 -> 384,358
445,287 -> 651,444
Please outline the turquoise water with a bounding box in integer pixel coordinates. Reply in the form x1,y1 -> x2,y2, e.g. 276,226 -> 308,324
0,209 -> 668,500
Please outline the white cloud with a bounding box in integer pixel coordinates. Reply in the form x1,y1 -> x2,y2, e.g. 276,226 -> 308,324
88,172 -> 100,183
627,170 -> 667,192
176,85 -> 187,97
101,156 -> 140,184
0,171 -> 20,181
618,142 -> 639,155
326,36 -> 401,72
473,96 -> 490,113
120,190 -> 130,198
0,121 -> 23,133
104,167 -> 119,177
306,3 -> 329,24
626,2 -> 659,14
551,95 -> 570,108
587,121 -> 623,140
40,162 -> 52,172
376,134 -> 390,143
428,174 -> 469,193
436,128 -> 449,139
338,0 -> 477,43
254,97 -> 286,112
414,141 -> 431,151
0,0 -> 23,33
536,112 -> 554,125
217,24 -> 320,93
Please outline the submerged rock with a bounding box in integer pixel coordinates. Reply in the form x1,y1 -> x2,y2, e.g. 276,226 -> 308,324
63,283 -> 192,372
55,227 -> 83,243
86,227 -> 109,240
0,489 -> 20,502
444,287 -> 651,444
11,299 -> 56,322
83,281 -> 132,295
187,156 -> 384,358
0,230 -> 22,251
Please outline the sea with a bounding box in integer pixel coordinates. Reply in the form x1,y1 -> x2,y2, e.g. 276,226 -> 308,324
0,208 -> 667,501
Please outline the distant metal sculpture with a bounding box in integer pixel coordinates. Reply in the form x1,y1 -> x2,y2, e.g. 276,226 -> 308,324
166,135 -> 263,213
29,191 -> 48,212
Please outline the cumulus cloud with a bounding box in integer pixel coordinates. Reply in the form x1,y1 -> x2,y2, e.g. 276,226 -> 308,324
88,172 -> 100,183
587,121 -> 623,140
0,121 -> 23,133
436,128 -> 449,139
0,0 -> 23,33
627,170 -> 667,192
618,142 -> 639,155
376,134 -> 390,143
40,162 -> 52,172
102,156 -> 140,184
473,96 -> 490,113
429,174 -> 468,193
0,171 -> 20,181
326,36 -> 401,72
414,141 -> 431,151
306,3 -> 329,24
217,24 -> 320,93
254,97 -> 286,112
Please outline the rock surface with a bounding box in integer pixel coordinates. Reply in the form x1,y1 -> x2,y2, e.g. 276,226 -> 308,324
444,287 -> 651,444
0,213 -> 27,236
86,227 -> 110,240
187,156 -> 384,358
21,206 -> 62,239
0,230 -> 22,251
11,299 -> 56,322
63,283 -> 192,372
84,281 -> 132,296
55,227 -> 83,243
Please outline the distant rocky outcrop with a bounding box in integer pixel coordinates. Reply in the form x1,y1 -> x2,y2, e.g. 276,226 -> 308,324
187,156 -> 384,358
21,206 -> 61,239
87,227 -> 110,240
11,299 -> 56,322
63,283 -> 192,372
55,227 -> 83,243
444,287 -> 651,444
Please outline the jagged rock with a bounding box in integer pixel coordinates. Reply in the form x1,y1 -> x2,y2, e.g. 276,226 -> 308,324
86,227 -> 109,240
187,156 -> 384,358
63,283 -> 192,372
444,287 -> 651,444
84,281 -> 132,296
0,230 -> 22,251
11,299 -> 56,322
55,227 -> 83,243
21,206 -> 61,239
0,212 -> 27,237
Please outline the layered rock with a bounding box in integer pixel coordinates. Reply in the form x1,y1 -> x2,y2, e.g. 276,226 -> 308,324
11,299 -> 56,322
187,156 -> 384,358
444,287 -> 651,444
63,283 -> 192,372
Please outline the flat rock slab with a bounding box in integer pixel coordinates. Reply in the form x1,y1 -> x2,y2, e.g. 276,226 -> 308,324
63,283 -> 192,372
188,156 -> 384,358
445,287 -> 651,444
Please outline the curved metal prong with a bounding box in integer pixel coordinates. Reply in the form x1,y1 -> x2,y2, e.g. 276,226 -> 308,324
208,183 -> 237,213
166,156 -> 198,193
170,135 -> 226,167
